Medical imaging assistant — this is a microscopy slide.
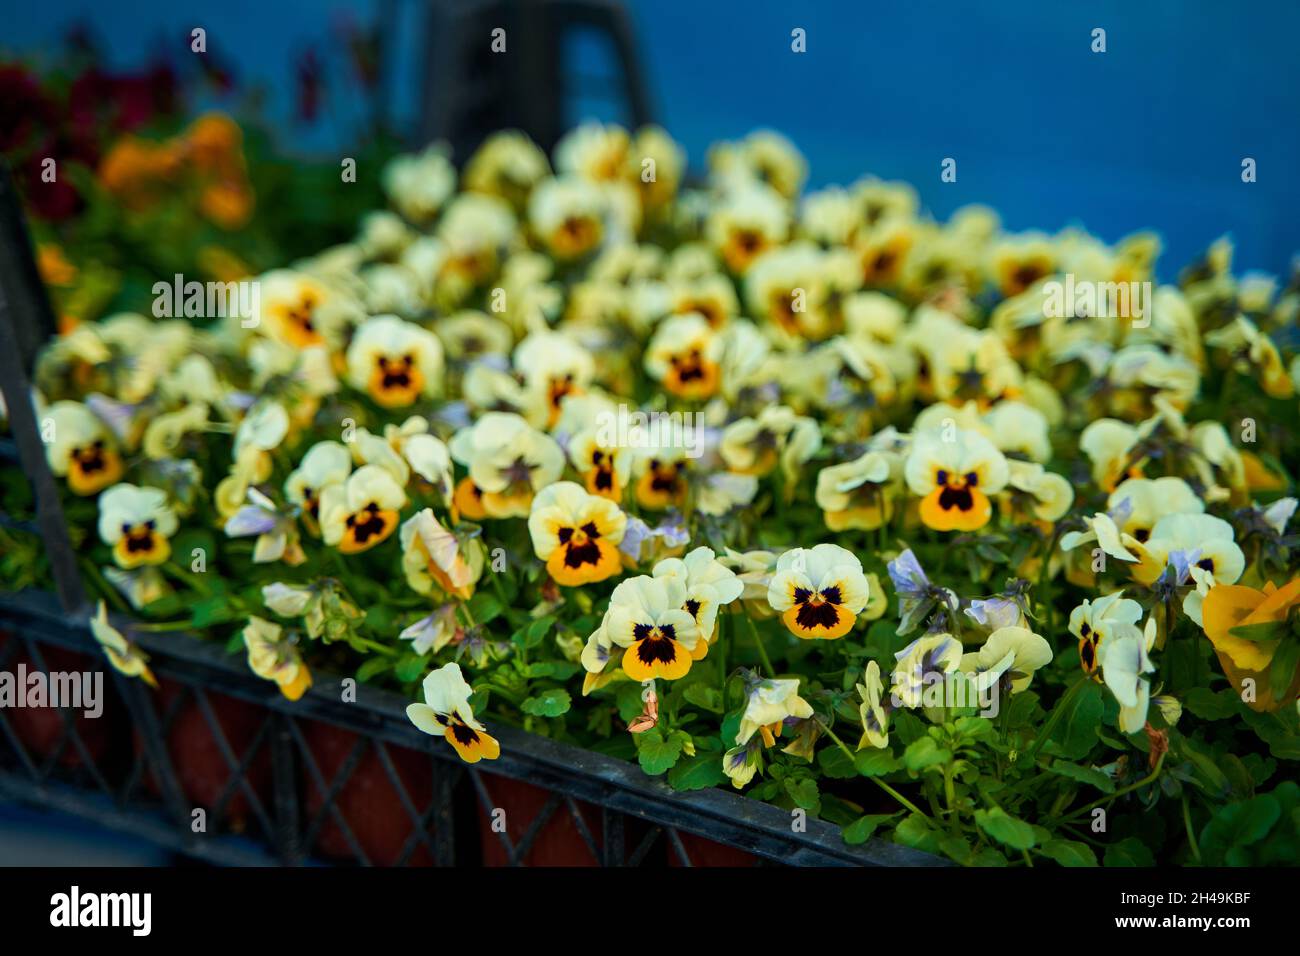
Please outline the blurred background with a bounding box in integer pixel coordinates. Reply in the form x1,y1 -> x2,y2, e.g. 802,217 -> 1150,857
1,0 -> 1298,863
2,0 -> 1299,279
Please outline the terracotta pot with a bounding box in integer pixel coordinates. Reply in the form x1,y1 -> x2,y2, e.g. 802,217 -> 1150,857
476,774 -> 609,866
300,721 -> 434,866
133,677 -> 272,835
669,831 -> 762,867
1,631 -> 116,771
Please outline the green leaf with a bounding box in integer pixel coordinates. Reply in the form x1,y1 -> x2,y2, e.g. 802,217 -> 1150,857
1241,708 -> 1300,760
364,605 -> 397,635
667,753 -> 726,792
682,683 -> 724,714
1039,838 -> 1097,867
523,661 -> 582,680
974,807 -> 1036,850
1047,760 -> 1116,794
394,655 -> 426,683
1269,638 -> 1300,702
818,745 -> 858,779
191,596 -> 237,628
854,748 -> 902,777
903,736 -> 951,773
616,682 -> 649,721
521,688 -> 571,718
1103,837 -> 1155,867
515,614 -> 555,650
1182,740 -> 1231,798
1228,620 -> 1286,642
355,657 -> 391,683
785,776 -> 821,813
636,729 -> 685,776
1183,687 -> 1242,721
141,592 -> 186,619
1198,794 -> 1281,866
894,813 -> 942,854
1048,679 -> 1104,760
467,591 -> 504,626
842,814 -> 894,846
940,834 -> 979,865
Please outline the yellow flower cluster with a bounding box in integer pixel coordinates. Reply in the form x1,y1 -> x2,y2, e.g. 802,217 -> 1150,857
29,122 -> 1300,773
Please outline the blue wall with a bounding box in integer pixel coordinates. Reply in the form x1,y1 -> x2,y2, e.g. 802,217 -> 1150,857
629,0 -> 1300,281
4,0 -> 1298,280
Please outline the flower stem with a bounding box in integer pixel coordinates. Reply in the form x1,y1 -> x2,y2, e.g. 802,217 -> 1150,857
1055,751 -> 1167,825
163,560 -> 214,597
79,558 -> 130,614
1181,793 -> 1202,863
743,613 -> 777,678
816,718 -> 928,820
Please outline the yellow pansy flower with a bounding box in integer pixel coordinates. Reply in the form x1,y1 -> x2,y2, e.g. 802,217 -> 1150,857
97,484 -> 178,569
527,481 -> 627,586
407,662 -> 501,763
448,412 -> 565,519
43,401 -> 125,496
904,427 -> 1009,532
318,464 -> 407,554
767,543 -> 870,640
345,314 -> 444,408
243,616 -> 312,701
604,575 -> 701,681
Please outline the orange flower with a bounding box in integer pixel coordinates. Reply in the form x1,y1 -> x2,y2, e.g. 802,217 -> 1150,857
37,243 -> 77,286
1201,578 -> 1300,712
1240,451 -> 1286,493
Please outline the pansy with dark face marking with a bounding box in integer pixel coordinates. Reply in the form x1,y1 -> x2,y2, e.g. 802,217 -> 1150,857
720,404 -> 821,483
631,444 -> 691,511
904,427 -> 1009,532
284,440 -> 352,535
528,175 -> 607,261
318,464 -> 407,554
345,314 -> 445,409
1128,513 -> 1245,624
815,450 -> 899,532
767,543 -> 870,640
97,483 -> 179,570
567,427 -> 632,502
706,182 -> 789,276
255,269 -> 352,350
891,633 -> 964,709
528,481 -> 626,587
644,313 -> 723,400
604,575 -> 700,681
513,329 -> 593,428
1067,591 -> 1143,678
652,546 -> 744,659
44,400 -> 125,496
406,662 -> 500,763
